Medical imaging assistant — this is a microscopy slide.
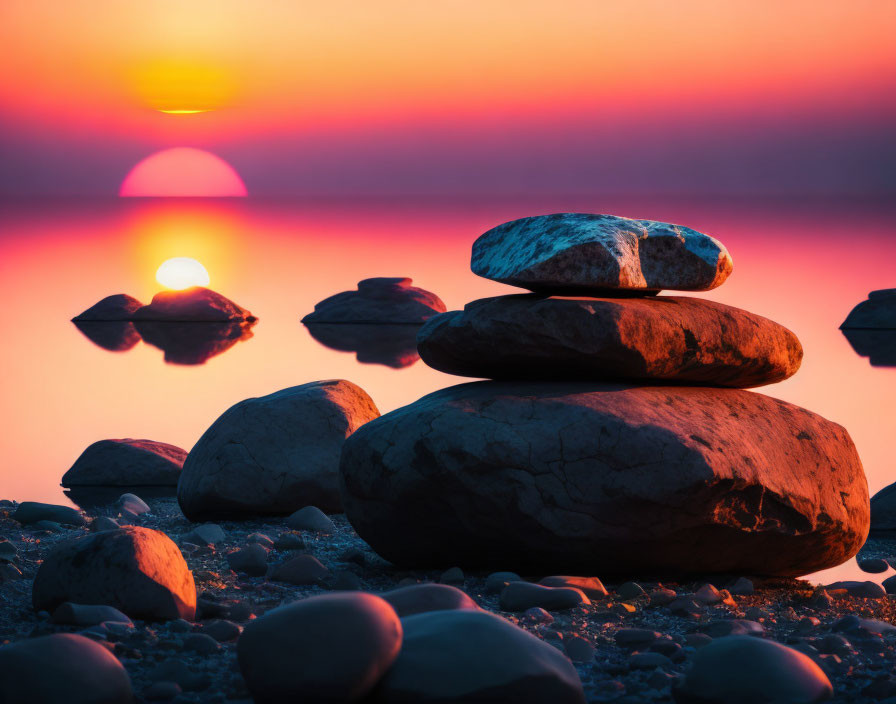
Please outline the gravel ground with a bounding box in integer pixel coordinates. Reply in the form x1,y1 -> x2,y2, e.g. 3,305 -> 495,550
2,496 -> 896,703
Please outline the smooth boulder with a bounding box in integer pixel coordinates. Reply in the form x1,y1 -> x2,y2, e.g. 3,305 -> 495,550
72,293 -> 144,321
339,381 -> 868,575
62,438 -> 187,487
871,482 -> 896,531
471,213 -> 733,294
380,583 -> 479,617
33,525 -> 196,620
131,286 -> 254,322
0,633 -> 134,704
377,610 -> 585,703
841,289 -> 896,329
302,277 -> 445,324
674,636 -> 833,703
14,501 -> 85,526
237,592 -> 402,703
418,295 -> 802,387
178,380 -> 379,519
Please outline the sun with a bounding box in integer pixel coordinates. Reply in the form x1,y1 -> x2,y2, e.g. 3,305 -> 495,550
156,257 -> 210,290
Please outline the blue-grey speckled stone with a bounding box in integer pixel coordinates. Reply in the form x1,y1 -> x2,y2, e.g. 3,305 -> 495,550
471,213 -> 733,293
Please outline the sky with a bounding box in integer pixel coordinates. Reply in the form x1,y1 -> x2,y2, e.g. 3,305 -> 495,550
0,1 -> 894,197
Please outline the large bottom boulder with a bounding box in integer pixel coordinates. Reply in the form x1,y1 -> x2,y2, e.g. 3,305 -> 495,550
376,610 -> 585,703
0,633 -> 134,704
33,526 -> 196,620
339,382 -> 868,576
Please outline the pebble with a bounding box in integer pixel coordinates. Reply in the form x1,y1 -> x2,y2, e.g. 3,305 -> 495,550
522,607 -> 554,625
539,575 -> 608,598
381,583 -> 478,618
270,554 -> 330,585
183,632 -> 221,653
650,588 -> 677,606
825,580 -> 887,599
183,523 -> 226,546
616,581 -> 647,600
92,516 -> 120,531
246,532 -> 275,549
203,619 -> 242,642
0,539 -> 18,562
499,581 -> 590,611
51,602 -> 133,626
630,651 -> 673,670
285,506 -> 335,533
485,571 -> 521,594
694,584 -> 722,604
226,543 -> 269,576
699,619 -> 765,638
274,532 -> 306,551
149,659 -> 212,691
564,634 -> 596,662
0,563 -> 23,582
439,566 -> 464,585
144,681 -> 183,701
330,569 -> 362,591
616,628 -> 662,648
728,576 -> 755,595
117,493 -> 150,516
13,501 -> 86,526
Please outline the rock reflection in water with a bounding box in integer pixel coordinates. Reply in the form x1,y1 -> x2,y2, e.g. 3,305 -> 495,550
73,320 -> 256,365
842,330 -> 896,368
303,323 -> 421,369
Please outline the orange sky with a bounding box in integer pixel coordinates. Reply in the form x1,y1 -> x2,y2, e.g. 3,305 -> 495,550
2,0 -> 894,140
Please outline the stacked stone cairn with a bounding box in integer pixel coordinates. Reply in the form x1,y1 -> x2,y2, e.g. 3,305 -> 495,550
340,213 -> 870,577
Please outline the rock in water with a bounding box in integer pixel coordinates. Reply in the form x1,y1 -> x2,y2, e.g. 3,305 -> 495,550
674,636 -> 833,703
237,593 -> 402,703
339,381 -> 868,576
32,525 -> 196,621
377,610 -> 585,703
841,289 -> 896,329
179,380 -> 379,519
302,277 -> 446,324
62,438 -> 187,487
131,286 -> 254,321
72,293 -> 144,321
418,295 -> 802,387
471,213 -> 732,294
0,633 -> 134,704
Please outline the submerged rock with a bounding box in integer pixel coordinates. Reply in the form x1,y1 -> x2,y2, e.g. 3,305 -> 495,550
841,329 -> 896,367
302,277 -> 445,324
377,610 -> 585,703
237,593 -> 402,703
178,380 -> 380,519
131,286 -> 254,322
0,633 -> 134,704
674,636 -> 833,703
471,213 -> 733,294
62,438 -> 186,487
418,295 -> 802,387
841,289 -> 896,329
340,381 -> 868,575
73,321 -> 141,351
72,293 -> 144,321
32,525 -> 196,621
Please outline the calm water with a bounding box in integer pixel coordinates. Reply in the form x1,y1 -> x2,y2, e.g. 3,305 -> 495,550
1,195 -> 894,583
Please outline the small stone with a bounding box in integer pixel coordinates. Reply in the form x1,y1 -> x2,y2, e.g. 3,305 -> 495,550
858,558 -> 889,573
539,576 -> 608,599
668,597 -> 704,618
810,588 -> 834,609
728,577 -> 755,595
271,554 -> 330,585
685,633 -> 713,648
522,607 -> 554,625
630,652 -> 673,670
0,540 -> 18,562
182,524 -> 226,546
14,501 -> 85,526
30,520 -> 63,532
650,639 -> 684,660
817,634 -> 852,655
699,619 -> 765,638
615,628 -> 662,648
286,506 -> 336,533
169,619 -> 192,633
485,572 -> 521,594
274,532 -> 306,551
183,633 -> 220,653
51,603 -> 132,626
825,580 -> 887,599
797,617 -> 822,634
340,547 -> 367,565
226,544 -> 269,577
564,635 -> 595,662
0,563 -> 23,582
884,574 -> 896,594
499,582 -> 590,611
694,584 -> 722,605
149,659 -> 211,691
92,516 -> 120,532
117,493 -> 150,516
380,583 -> 478,618
203,619 -> 242,642
227,601 -> 255,622
246,533 -> 275,549
330,570 -> 362,591
616,582 -> 647,601
439,567 -> 464,585
650,588 -> 677,606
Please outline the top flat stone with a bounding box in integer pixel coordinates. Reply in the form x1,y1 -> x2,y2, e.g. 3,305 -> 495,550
471,213 -> 733,294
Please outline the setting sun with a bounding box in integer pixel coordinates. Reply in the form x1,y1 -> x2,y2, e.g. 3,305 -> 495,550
156,257 -> 210,289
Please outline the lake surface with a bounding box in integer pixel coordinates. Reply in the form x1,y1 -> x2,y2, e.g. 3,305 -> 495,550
1,195 -> 893,584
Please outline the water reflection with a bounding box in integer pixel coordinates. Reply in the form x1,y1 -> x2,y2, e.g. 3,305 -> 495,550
74,320 -> 255,365
74,321 -> 141,352
842,330 -> 896,367
303,323 -> 422,368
